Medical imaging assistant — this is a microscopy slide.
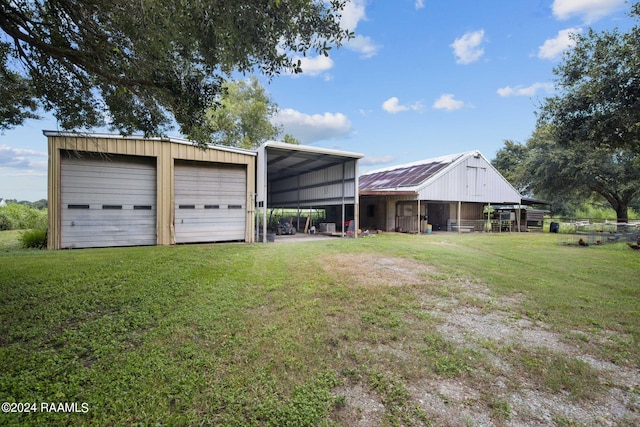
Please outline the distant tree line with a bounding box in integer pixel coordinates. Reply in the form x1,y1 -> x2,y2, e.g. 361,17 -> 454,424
1,199 -> 47,210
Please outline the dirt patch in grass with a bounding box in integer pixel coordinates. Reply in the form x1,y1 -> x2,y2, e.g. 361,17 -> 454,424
321,254 -> 640,426
322,253 -> 436,288
332,384 -> 385,427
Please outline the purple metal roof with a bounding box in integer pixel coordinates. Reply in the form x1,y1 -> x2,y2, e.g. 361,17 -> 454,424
359,153 -> 466,190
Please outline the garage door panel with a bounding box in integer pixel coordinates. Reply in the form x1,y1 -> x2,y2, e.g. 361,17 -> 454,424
62,191 -> 155,205
62,175 -> 155,192
62,164 -> 155,176
176,221 -> 245,242
175,212 -> 244,225
174,161 -> 246,243
62,211 -> 156,228
62,180 -> 155,192
62,226 -> 156,236
61,153 -> 156,248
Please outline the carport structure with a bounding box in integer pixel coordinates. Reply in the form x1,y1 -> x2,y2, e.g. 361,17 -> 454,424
256,141 -> 363,242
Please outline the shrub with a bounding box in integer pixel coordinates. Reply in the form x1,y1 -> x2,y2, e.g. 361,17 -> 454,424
19,228 -> 48,249
0,213 -> 12,231
0,203 -> 47,230
573,204 -> 640,221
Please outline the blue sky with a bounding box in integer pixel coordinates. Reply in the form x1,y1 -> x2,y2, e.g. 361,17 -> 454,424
0,0 -> 635,201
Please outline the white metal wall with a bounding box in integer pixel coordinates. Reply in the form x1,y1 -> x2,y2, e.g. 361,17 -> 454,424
60,153 -> 157,248
418,154 -> 520,203
174,161 -> 247,243
269,161 -> 357,207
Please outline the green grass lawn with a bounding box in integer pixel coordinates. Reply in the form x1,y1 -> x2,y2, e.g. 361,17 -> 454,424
0,230 -> 22,251
0,231 -> 638,426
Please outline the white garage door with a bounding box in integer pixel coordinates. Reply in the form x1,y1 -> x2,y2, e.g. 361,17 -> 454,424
61,152 -> 157,248
174,161 -> 247,243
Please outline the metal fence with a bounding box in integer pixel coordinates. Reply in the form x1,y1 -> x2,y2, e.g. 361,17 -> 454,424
549,219 -> 640,246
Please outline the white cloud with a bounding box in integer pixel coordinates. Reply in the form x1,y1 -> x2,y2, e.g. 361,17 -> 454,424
497,83 -> 554,97
282,0 -> 375,75
345,35 -> 381,58
272,108 -> 352,143
339,0 -> 367,31
294,55 -> 335,76
432,94 -> 465,111
0,145 -> 47,170
0,145 -> 47,158
415,0 -> 425,10
339,0 -> 381,59
360,155 -> 397,167
382,98 -> 405,113
451,29 -> 486,64
538,27 -> 582,60
382,97 -> 424,114
552,0 -> 626,22
0,172 -> 47,178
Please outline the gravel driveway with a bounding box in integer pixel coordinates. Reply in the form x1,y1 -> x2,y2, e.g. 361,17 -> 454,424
326,254 -> 639,426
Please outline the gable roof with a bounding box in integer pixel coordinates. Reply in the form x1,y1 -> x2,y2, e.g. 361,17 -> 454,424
359,150 -> 522,204
359,151 -> 469,192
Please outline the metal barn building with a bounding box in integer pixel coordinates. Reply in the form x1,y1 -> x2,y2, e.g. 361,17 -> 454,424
47,133 -> 363,249
47,132 -> 257,249
359,151 -> 523,233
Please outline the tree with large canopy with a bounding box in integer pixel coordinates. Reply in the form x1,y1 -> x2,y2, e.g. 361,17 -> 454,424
499,2 -> 640,224
490,139 -> 531,195
206,77 -> 288,149
538,2 -> 640,156
0,0 -> 351,146
494,126 -> 640,223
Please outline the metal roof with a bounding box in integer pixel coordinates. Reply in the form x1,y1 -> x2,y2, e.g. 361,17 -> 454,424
42,130 -> 257,157
359,152 -> 467,191
260,141 -> 363,181
521,196 -> 551,206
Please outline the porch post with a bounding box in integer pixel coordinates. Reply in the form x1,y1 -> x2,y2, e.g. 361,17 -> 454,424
262,152 -> 268,243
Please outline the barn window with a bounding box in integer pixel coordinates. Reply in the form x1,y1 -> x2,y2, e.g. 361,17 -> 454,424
102,205 -> 122,209
68,204 -> 89,209
134,205 -> 152,210
178,205 -> 195,209
228,205 -> 242,209
204,205 -> 220,209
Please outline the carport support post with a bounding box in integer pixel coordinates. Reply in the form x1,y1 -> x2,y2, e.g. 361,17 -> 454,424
262,204 -> 267,243
341,161 -> 345,237
354,160 -> 359,239
262,150 -> 268,243
297,175 -> 301,231
253,193 -> 258,243
457,200 -> 461,234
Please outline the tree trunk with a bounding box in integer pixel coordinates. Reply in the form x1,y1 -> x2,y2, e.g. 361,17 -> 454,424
600,192 -> 629,225
616,205 -> 628,223
614,202 -> 628,232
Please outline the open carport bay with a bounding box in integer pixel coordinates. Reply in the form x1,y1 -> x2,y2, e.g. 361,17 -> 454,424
256,141 -> 363,242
